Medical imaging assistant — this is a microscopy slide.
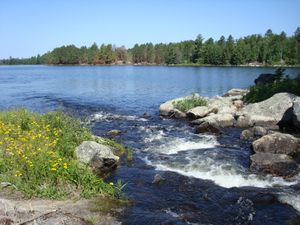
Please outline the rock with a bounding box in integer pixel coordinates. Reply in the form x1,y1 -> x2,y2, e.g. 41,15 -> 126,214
293,97 -> 300,130
191,113 -> 235,128
208,96 -> 237,115
223,88 -> 248,97
0,198 -> 121,225
277,107 -> 295,132
21,211 -> 89,225
172,109 -> 186,118
250,152 -> 298,178
252,133 -> 299,155
75,141 -> 119,173
254,73 -> 277,85
142,112 -> 151,119
152,174 -> 165,184
241,93 -> 296,123
107,129 -> 122,137
233,100 -> 243,108
252,126 -> 268,137
195,122 -> 220,134
159,94 -> 200,116
186,106 -> 211,119
240,129 -> 254,140
235,115 -> 251,128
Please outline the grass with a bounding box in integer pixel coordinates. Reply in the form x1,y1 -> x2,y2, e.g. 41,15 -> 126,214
0,109 -> 125,199
173,94 -> 208,112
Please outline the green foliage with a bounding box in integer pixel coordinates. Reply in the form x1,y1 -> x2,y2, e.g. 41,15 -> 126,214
173,94 -> 207,112
1,27 -> 299,66
0,109 -> 122,199
95,137 -> 126,156
243,76 -> 300,103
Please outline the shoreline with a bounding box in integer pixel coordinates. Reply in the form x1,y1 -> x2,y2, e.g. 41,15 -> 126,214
1,63 -> 300,68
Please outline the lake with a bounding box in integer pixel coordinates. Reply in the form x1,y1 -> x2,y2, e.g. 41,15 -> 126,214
1,65 -> 300,224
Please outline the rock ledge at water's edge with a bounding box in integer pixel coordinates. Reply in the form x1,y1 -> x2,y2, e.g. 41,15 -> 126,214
159,89 -> 300,178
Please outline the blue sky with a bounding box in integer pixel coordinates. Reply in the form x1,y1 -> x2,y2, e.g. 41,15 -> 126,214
0,0 -> 299,58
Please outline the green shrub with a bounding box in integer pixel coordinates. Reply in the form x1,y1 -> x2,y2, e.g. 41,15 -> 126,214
173,94 -> 207,112
0,109 -> 122,199
243,78 -> 300,103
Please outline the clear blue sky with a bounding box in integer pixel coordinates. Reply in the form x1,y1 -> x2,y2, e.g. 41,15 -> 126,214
0,0 -> 299,58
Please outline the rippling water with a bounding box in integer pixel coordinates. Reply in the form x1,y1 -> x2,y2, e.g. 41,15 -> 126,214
1,65 -> 300,224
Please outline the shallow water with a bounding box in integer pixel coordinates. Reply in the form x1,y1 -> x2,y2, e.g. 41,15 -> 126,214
1,65 -> 300,224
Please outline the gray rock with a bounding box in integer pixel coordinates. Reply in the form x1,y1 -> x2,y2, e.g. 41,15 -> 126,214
75,141 -> 119,173
195,122 -> 220,134
235,115 -> 251,128
293,97 -> 300,130
240,129 -> 254,140
172,109 -> 186,118
252,133 -> 299,155
152,174 -> 165,184
192,113 -> 235,128
233,100 -> 243,108
159,94 -> 200,116
107,129 -> 122,136
208,96 -> 237,115
223,88 -> 248,97
252,126 -> 268,137
241,93 -> 296,123
250,152 -> 298,178
186,106 -> 211,119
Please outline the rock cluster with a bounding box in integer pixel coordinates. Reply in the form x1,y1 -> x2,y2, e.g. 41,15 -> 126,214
159,89 -> 300,178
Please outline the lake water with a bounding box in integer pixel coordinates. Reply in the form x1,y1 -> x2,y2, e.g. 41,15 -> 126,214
1,65 -> 300,224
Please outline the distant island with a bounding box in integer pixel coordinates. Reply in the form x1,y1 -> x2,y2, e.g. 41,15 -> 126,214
1,28 -> 299,67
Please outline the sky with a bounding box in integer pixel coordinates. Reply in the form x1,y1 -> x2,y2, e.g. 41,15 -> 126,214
0,0 -> 299,58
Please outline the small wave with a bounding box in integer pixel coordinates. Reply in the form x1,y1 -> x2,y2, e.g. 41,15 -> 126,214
91,111 -> 148,122
144,135 -> 218,154
278,189 -> 300,212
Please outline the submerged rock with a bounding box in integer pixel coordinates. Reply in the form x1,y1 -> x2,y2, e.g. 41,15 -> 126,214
252,133 -> 299,155
152,174 -> 165,184
107,129 -> 122,137
250,152 -> 298,178
75,141 -> 119,173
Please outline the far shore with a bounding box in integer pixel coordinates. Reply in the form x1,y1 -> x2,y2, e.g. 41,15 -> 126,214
1,63 -> 300,68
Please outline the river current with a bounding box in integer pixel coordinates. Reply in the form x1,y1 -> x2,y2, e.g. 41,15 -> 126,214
0,65 -> 300,224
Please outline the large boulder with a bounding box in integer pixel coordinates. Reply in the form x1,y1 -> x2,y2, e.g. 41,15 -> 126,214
241,93 -> 296,124
75,141 -> 119,173
252,133 -> 299,155
159,94 -> 200,116
191,113 -> 235,128
186,106 -> 212,119
250,152 -> 298,178
293,97 -> 300,130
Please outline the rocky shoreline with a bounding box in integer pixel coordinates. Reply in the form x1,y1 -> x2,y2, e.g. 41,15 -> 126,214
160,89 -> 300,179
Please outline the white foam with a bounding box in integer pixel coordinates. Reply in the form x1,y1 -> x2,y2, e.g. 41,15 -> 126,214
278,190 -> 300,212
144,136 -> 218,155
144,130 -> 165,143
92,111 -> 148,122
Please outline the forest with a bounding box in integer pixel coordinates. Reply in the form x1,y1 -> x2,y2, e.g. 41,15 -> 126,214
1,28 -> 300,66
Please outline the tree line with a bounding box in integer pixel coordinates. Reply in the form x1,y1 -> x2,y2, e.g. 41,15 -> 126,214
1,28 -> 300,66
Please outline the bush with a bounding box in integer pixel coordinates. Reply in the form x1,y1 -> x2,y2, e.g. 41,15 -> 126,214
173,94 -> 207,112
243,78 -> 300,103
0,109 -> 122,199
